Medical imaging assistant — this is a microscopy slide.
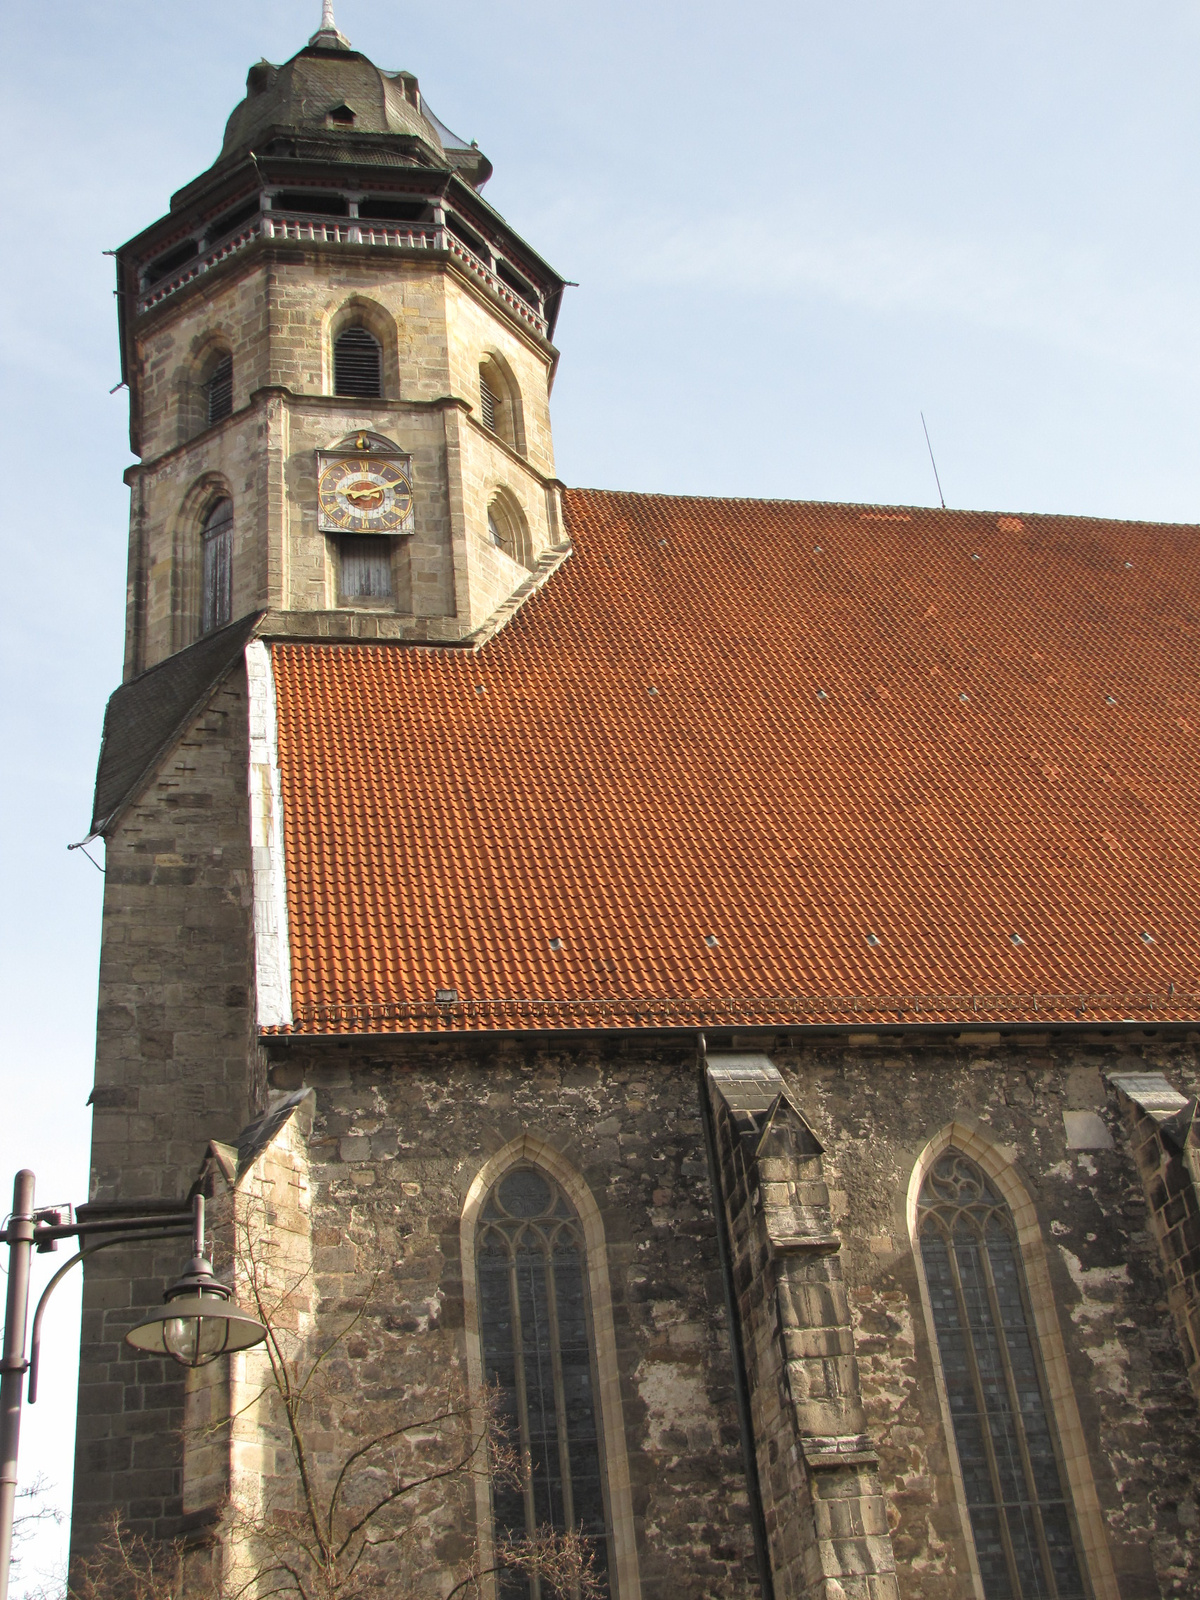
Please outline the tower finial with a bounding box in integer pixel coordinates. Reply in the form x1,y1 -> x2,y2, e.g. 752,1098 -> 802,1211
310,0 -> 350,47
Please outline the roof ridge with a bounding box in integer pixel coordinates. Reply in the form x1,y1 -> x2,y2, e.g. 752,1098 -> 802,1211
562,485 -> 1200,530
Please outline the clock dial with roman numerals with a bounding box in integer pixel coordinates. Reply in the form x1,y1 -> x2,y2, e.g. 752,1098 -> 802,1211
317,454 -> 414,534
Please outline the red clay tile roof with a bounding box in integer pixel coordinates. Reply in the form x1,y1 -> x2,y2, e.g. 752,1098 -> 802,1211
270,489 -> 1200,1034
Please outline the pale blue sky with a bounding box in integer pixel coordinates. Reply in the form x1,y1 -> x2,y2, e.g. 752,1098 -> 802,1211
2,0 -> 1198,1586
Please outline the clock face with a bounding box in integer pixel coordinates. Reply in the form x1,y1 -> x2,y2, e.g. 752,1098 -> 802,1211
317,454 -> 414,534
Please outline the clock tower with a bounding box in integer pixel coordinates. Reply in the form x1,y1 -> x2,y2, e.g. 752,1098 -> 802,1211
77,9 -> 576,1562
116,6 -> 568,681
73,9 -> 1200,1598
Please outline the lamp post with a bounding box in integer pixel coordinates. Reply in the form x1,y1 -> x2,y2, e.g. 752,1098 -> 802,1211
0,1170 -> 266,1600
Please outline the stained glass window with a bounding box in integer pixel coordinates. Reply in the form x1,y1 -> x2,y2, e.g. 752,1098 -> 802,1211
918,1150 -> 1087,1600
476,1165 -> 611,1599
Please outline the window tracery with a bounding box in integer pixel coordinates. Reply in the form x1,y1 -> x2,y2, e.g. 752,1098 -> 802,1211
476,1164 -> 611,1598
918,1150 -> 1086,1599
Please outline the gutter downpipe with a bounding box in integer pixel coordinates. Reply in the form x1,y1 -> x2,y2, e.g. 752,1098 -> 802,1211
697,1033 -> 776,1600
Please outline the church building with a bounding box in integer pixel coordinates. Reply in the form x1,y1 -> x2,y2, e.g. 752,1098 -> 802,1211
73,9 -> 1200,1599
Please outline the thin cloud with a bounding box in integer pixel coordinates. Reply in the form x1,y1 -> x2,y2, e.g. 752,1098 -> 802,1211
536,193 -> 1200,377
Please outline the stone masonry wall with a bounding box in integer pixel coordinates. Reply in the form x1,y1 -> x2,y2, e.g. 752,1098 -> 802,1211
72,667 -> 262,1553
77,795 -> 1200,1600
267,1034 -> 760,1600
256,1028 -> 1200,1600
772,1028 -> 1200,1600
127,247 -> 560,673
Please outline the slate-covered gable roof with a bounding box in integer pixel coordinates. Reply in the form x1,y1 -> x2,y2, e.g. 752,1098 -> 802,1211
90,613 -> 262,838
268,491 -> 1200,1034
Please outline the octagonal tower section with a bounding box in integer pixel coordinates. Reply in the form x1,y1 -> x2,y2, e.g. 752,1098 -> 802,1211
114,26 -> 568,681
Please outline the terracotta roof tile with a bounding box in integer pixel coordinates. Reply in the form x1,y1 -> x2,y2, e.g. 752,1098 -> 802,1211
270,490 -> 1200,1033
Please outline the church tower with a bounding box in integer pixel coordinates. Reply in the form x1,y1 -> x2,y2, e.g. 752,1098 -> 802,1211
117,7 -> 567,681
77,9 -> 581,1569
74,8 -> 1200,1599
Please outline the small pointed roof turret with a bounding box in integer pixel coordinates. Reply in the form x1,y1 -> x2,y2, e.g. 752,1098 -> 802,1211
310,0 -> 351,50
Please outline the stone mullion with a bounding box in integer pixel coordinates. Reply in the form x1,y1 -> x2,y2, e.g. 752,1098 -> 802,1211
943,1218 -> 1025,1598
977,1214 -> 1062,1598
505,1245 -> 539,1579
979,1209 -> 1075,1600
544,1246 -> 577,1543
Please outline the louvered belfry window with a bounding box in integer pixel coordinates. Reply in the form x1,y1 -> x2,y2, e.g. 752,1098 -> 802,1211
479,372 -> 497,431
918,1152 -> 1086,1600
205,354 -> 233,425
201,498 -> 233,635
333,326 -> 383,397
476,1166 -> 611,1599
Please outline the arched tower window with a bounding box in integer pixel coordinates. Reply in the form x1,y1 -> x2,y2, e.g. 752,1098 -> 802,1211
200,498 -> 233,634
918,1150 -> 1087,1599
478,355 -> 525,455
479,370 -> 498,431
334,326 -> 383,398
486,492 -> 532,571
476,1164 -> 611,1597
205,353 -> 233,425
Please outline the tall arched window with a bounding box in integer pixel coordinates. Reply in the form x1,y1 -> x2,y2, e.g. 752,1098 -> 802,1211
479,370 -> 498,432
918,1150 -> 1086,1600
201,498 -> 233,634
477,355 -> 525,454
205,353 -> 233,425
334,326 -> 383,398
476,1164 -> 611,1598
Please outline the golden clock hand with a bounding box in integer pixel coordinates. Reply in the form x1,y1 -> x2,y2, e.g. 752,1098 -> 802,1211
343,482 -> 387,501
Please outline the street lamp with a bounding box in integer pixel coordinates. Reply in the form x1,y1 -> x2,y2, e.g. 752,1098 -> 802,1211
0,1170 -> 266,1600
126,1197 -> 267,1366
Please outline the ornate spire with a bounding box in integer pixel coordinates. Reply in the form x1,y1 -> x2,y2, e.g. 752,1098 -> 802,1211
310,0 -> 351,48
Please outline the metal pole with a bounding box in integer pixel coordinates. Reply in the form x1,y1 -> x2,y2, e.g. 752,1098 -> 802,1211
0,1171 -> 36,1600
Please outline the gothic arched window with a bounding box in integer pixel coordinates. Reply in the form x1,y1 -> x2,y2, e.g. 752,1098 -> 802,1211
205,353 -> 233,425
486,493 -> 532,571
476,1165 -> 611,1598
334,326 -> 383,398
477,355 -> 525,455
201,497 -> 233,634
918,1150 -> 1087,1600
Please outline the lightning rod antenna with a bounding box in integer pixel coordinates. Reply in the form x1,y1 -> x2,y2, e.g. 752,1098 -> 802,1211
921,411 -> 947,510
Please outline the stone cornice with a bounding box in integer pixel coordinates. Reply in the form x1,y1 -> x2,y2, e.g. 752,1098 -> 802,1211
126,388 -> 559,488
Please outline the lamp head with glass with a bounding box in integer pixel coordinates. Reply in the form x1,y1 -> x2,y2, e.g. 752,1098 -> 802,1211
124,1199 -> 267,1368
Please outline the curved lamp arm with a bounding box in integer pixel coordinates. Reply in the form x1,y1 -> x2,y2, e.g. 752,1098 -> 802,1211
28,1226 -> 190,1403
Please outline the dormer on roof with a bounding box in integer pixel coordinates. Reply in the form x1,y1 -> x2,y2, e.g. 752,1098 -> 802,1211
210,31 -> 492,193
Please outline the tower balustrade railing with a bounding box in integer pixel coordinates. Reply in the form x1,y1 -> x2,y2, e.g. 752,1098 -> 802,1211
138,210 -> 548,335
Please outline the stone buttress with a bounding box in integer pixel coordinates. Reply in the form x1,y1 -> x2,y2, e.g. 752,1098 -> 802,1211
705,1053 -> 900,1600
